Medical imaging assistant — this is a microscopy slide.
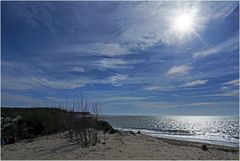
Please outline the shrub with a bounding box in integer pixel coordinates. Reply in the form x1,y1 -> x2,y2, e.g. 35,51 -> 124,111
63,98 -> 103,147
1,99 -> 115,147
96,120 -> 113,132
1,108 -> 68,141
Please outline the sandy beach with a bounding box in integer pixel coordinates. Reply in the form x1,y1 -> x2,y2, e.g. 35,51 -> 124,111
1,132 -> 239,160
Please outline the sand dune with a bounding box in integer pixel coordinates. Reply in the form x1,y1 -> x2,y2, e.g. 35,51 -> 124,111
1,132 -> 239,160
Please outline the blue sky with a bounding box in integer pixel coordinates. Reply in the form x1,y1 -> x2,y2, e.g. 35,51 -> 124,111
1,1 -> 239,116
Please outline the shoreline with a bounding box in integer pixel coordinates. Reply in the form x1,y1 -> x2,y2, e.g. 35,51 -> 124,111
1,131 -> 239,160
114,127 -> 239,148
155,135 -> 239,152
131,131 -> 239,153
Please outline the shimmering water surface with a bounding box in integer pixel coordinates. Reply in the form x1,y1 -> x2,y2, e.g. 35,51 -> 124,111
104,116 -> 239,147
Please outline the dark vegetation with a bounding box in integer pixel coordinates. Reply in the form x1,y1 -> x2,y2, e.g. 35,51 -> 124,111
1,102 -> 116,147
2,107 -> 68,139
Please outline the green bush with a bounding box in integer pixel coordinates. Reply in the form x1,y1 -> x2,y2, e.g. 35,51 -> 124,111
1,108 -> 68,140
96,120 -> 114,132
1,107 -> 117,143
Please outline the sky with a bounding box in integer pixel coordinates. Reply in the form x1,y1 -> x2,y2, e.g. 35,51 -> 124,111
1,1 -> 239,116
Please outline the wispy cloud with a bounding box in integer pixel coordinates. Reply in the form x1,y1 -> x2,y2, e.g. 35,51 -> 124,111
99,58 -> 128,69
223,79 -> 239,86
100,96 -> 151,104
2,75 -> 110,91
143,85 -> 175,91
203,2 -> 238,20
71,67 -> 85,72
5,2 -> 59,34
182,79 -> 208,87
45,96 -> 67,103
193,36 -> 238,58
2,1 -> 239,115
167,65 -> 192,75
186,102 -> 215,107
116,1 -> 238,49
48,43 -> 131,57
217,90 -> 239,97
39,78 -> 87,89
219,79 -> 239,97
222,86 -> 230,90
2,76 -> 41,91
109,74 -> 128,87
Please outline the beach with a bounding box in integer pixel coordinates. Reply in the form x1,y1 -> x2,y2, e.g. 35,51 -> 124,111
1,132 -> 239,160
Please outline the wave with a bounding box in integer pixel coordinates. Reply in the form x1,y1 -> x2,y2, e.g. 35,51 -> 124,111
128,127 -> 194,135
115,127 -> 239,147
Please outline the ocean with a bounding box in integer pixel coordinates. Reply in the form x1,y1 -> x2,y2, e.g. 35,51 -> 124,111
104,115 -> 239,147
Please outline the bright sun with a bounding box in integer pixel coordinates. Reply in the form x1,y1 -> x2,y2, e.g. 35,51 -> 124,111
174,14 -> 194,32
169,6 -> 199,39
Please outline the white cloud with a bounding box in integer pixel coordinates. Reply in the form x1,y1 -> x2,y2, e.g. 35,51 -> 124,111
223,79 -> 239,86
49,43 -> 130,57
222,86 -> 230,90
6,2 -> 59,34
144,86 -> 162,91
143,85 -> 175,91
101,96 -> 151,104
45,96 -> 66,102
39,78 -> 85,89
71,67 -> 85,72
167,65 -> 192,75
2,76 -> 41,91
99,58 -> 127,69
202,2 -> 238,20
193,36 -> 238,58
218,80 -> 239,97
186,102 -> 215,107
109,74 -> 128,87
217,90 -> 239,97
2,75 -> 109,91
182,79 -> 208,87
102,43 -> 129,56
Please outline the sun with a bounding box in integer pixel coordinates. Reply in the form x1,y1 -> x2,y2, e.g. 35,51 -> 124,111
169,6 -> 200,39
174,14 -> 194,32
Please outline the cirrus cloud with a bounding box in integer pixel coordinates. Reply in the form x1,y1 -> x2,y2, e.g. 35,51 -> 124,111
182,79 -> 208,87
167,65 -> 192,75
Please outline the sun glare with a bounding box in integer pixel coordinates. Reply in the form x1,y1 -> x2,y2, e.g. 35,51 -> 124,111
174,14 -> 194,32
169,6 -> 200,39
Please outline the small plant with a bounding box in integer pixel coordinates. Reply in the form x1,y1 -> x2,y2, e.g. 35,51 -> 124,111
62,98 -> 103,147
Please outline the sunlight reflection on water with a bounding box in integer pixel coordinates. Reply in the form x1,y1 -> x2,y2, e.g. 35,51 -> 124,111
105,116 -> 239,147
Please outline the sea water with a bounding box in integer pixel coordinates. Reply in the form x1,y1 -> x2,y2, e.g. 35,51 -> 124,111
104,116 -> 239,147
